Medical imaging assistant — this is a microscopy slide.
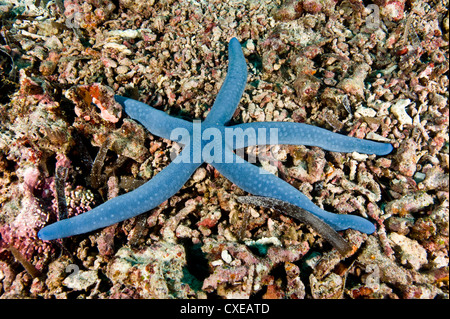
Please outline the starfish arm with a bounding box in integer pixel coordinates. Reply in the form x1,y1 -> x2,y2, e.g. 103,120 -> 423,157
204,37 -> 248,126
114,95 -> 193,141
232,122 -> 393,155
38,152 -> 200,240
212,148 -> 376,234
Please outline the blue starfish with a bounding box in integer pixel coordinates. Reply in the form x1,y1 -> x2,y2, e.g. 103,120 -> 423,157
38,38 -> 392,240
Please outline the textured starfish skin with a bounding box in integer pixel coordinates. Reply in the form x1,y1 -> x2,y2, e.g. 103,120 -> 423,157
38,38 -> 392,240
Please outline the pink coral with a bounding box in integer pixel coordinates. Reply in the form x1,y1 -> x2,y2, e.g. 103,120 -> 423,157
0,166 -> 55,271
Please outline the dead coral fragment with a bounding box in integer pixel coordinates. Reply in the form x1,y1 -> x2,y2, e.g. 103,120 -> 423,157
358,236 -> 410,287
272,0 -> 303,21
388,233 -> 428,270
272,0 -> 337,20
110,119 -> 150,163
106,242 -> 195,298
63,269 -> 99,291
310,272 -> 344,299
337,63 -> 370,99
390,99 -> 413,127
39,51 -> 61,76
65,83 -> 122,123
293,74 -> 321,101
374,0 -> 406,21
119,0 -> 156,18
394,138 -> 419,177
237,196 -> 353,256
201,237 -> 309,298
63,0 -> 116,31
385,192 -> 434,216
419,166 -> 449,191
288,146 -> 326,184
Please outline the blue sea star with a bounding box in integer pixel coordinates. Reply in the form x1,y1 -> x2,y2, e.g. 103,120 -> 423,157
38,38 -> 393,240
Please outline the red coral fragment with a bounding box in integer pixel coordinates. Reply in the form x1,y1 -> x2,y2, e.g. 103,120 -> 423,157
66,83 -> 122,123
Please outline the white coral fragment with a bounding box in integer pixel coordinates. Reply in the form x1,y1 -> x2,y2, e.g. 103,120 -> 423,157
391,99 -> 413,126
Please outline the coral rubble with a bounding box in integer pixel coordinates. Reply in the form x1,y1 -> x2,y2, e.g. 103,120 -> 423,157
0,0 -> 448,299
